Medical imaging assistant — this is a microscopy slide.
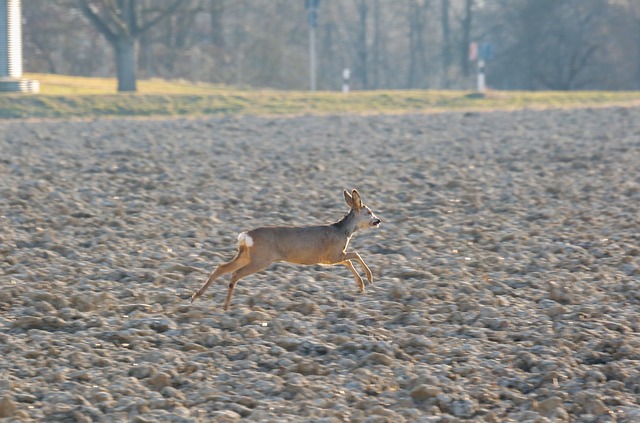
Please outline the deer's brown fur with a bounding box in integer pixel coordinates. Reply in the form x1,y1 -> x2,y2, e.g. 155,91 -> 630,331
191,189 -> 381,310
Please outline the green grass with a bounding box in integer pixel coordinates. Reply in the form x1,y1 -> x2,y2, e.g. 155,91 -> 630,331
1,73 -> 640,119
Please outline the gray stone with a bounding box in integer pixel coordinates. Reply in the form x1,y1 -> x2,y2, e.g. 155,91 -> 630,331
410,385 -> 442,401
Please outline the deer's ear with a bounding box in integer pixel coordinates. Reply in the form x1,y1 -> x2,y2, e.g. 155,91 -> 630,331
343,189 -> 355,208
351,189 -> 363,210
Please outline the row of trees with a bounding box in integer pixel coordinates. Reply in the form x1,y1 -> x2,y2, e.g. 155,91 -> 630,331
22,0 -> 640,92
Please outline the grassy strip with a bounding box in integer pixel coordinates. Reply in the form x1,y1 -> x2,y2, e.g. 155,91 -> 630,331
1,73 -> 640,119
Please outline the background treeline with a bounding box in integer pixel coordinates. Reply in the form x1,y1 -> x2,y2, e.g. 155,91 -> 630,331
22,0 -> 640,91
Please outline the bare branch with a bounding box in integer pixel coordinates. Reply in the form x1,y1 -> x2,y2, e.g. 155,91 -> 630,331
77,0 -> 117,43
137,0 -> 186,35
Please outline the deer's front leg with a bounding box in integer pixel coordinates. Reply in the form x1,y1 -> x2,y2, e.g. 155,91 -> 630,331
343,260 -> 365,292
342,251 -> 373,285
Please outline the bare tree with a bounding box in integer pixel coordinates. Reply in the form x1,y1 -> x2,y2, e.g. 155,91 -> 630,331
354,0 -> 368,89
371,0 -> 381,89
623,0 -> 640,88
535,3 -> 601,89
78,0 -> 185,91
487,0 -> 612,90
23,1 -> 111,76
140,1 -> 206,78
407,0 -> 430,88
20,0 -> 640,91
210,0 -> 225,49
459,0 -> 474,78
440,0 -> 451,87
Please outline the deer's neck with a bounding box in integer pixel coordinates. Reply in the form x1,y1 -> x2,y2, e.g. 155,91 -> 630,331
332,210 -> 357,238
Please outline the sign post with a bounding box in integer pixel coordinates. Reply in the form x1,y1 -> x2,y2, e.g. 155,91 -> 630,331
477,59 -> 486,93
342,68 -> 350,93
469,41 -> 492,95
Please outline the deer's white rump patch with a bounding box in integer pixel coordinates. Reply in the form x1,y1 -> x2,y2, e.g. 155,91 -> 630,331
238,232 -> 253,247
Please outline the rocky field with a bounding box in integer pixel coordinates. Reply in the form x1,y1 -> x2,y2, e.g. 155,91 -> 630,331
1,107 -> 639,422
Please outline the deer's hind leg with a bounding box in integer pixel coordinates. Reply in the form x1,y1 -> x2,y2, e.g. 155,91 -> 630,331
223,257 -> 273,310
191,247 -> 251,303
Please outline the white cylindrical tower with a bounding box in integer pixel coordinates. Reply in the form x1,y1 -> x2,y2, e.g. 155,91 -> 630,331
0,0 -> 38,92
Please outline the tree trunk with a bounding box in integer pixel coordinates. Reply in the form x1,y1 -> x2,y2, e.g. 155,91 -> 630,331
138,30 -> 152,78
356,0 -> 368,89
460,0 -> 473,78
407,0 -> 427,88
371,0 -> 381,89
115,36 -> 137,92
78,0 -> 185,93
321,22 -> 336,90
441,0 -> 451,88
408,3 -> 418,87
210,0 -> 225,48
637,29 -> 640,89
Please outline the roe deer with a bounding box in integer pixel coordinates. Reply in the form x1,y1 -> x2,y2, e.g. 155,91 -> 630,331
191,189 -> 382,310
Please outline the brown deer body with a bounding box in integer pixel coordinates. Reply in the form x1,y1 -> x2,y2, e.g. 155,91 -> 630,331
191,189 -> 381,310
